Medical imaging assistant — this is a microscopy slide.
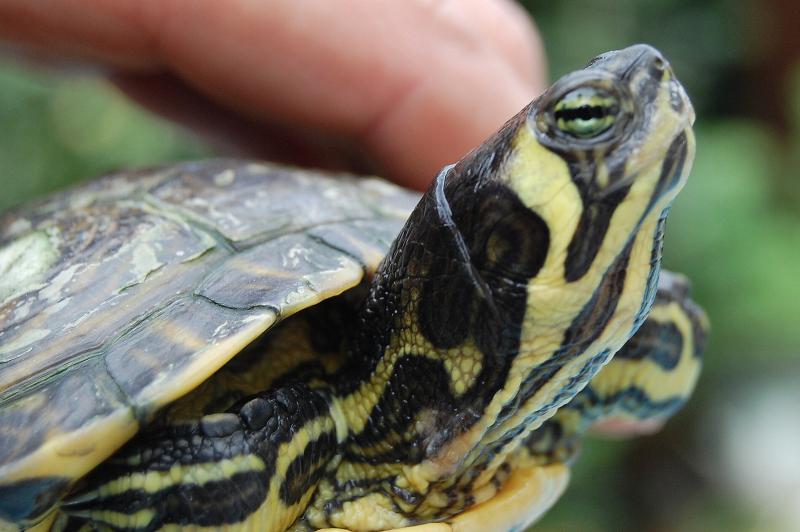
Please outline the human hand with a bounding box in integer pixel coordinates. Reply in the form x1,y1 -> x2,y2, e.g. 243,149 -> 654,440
0,0 -> 546,189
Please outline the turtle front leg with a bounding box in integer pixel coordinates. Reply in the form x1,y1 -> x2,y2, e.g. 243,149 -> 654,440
60,382 -> 345,532
520,270 -> 709,467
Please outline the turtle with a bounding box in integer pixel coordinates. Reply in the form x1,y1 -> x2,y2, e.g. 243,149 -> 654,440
0,44 -> 708,532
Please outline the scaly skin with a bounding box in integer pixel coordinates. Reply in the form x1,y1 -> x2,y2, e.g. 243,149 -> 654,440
520,271 -> 708,468
60,44 -> 700,532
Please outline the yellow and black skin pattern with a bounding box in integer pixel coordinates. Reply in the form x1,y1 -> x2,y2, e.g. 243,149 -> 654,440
522,271 -> 709,467
30,44 -> 700,531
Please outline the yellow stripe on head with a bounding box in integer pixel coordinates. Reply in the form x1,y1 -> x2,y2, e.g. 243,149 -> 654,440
574,270 -> 708,426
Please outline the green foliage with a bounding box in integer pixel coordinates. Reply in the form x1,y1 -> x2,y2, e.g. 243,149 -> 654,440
523,0 -> 748,114
666,123 -> 800,362
0,63 -> 206,212
523,2 -> 799,530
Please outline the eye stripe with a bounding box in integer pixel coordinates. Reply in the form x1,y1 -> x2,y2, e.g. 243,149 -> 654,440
564,181 -> 631,283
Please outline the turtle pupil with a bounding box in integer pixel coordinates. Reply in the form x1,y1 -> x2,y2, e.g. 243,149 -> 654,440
555,105 -> 608,122
552,87 -> 620,139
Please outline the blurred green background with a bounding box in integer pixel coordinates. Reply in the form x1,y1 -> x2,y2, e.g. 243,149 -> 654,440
525,1 -> 800,531
1,0 -> 798,531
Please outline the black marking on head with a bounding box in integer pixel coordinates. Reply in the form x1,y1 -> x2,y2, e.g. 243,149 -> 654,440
342,152 -> 549,453
564,175 -> 631,282
486,241 -> 633,445
415,174 -> 476,348
451,180 -> 550,334
509,240 -> 634,420
614,320 -> 684,370
416,175 -> 550,352
556,242 -> 631,363
413,181 -> 549,437
644,131 -> 689,214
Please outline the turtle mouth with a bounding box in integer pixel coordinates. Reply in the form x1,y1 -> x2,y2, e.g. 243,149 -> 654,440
659,129 -> 692,197
594,124 -> 693,221
664,67 -> 695,126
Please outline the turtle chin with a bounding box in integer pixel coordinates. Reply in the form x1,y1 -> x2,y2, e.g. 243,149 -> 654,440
641,125 -> 696,218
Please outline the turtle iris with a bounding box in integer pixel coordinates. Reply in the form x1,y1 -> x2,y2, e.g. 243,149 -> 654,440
553,87 -> 619,138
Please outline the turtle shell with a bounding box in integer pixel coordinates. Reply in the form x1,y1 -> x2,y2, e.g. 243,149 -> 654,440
0,160 -> 418,524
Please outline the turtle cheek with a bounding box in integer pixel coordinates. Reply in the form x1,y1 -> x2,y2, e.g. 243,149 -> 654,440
480,216 -> 549,284
466,214 -> 551,358
417,271 -> 474,349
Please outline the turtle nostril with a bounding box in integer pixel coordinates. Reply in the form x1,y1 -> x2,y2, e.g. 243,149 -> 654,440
648,54 -> 673,82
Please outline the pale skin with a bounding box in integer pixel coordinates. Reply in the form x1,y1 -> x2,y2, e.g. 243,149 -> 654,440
0,0 -> 545,189
0,0 -> 651,437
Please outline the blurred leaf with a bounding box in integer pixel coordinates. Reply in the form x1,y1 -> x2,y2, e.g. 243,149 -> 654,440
665,121 -> 800,363
0,61 -> 208,213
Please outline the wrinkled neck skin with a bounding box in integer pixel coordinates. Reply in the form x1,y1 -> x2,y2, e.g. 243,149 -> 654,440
302,112 -> 693,526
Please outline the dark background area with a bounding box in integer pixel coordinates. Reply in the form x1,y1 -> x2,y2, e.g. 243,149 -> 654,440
1,0 -> 798,530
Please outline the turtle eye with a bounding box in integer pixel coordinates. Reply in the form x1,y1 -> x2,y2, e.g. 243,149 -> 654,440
553,87 -> 619,139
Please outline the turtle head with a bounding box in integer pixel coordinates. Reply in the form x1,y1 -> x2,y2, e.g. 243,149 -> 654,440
450,45 -> 695,262
441,43 -> 696,329
333,46 -> 697,525
392,43 -> 697,469
528,43 -> 696,224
